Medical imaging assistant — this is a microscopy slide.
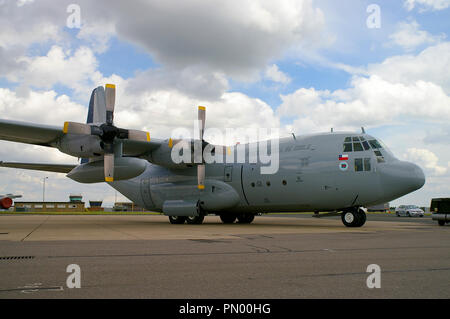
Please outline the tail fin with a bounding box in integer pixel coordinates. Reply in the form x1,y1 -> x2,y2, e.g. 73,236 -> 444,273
81,88 -> 101,164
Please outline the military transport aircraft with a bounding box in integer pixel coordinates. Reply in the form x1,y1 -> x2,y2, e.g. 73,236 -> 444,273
0,85 -> 425,227
0,194 -> 22,210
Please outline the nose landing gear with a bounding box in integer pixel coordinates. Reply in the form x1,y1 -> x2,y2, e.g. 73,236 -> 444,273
341,207 -> 367,227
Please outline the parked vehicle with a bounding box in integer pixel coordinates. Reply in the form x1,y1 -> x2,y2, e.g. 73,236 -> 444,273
431,198 -> 450,226
395,205 -> 424,217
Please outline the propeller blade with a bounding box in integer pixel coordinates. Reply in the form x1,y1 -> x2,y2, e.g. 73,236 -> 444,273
63,122 -> 92,135
105,84 -> 116,125
197,106 -> 207,190
198,164 -> 205,190
127,130 -> 151,142
198,106 -> 206,141
104,152 -> 114,182
93,86 -> 107,123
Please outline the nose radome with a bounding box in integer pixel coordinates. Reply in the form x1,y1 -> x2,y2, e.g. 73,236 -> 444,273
411,163 -> 426,190
379,160 -> 425,198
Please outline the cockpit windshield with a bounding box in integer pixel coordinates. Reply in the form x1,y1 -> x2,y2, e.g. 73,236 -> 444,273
343,136 -> 384,152
368,139 -> 382,149
342,135 -> 394,162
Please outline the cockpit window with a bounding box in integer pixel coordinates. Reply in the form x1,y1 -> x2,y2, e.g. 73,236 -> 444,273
362,141 -> 370,150
369,139 -> 383,149
343,136 -> 379,152
353,142 -> 364,152
374,150 -> 382,157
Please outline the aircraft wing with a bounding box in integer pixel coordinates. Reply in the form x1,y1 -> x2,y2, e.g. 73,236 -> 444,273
0,119 -> 64,147
0,118 -> 162,156
0,161 -> 76,173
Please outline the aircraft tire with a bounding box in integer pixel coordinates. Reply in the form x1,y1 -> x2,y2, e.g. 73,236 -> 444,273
341,210 -> 363,227
220,214 -> 236,224
356,210 -> 366,227
237,214 -> 255,224
186,215 -> 205,225
169,216 -> 187,224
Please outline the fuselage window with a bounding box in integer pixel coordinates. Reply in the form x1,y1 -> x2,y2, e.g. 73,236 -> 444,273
355,158 -> 364,171
352,137 -> 360,141
353,143 -> 364,152
345,137 -> 352,142
359,136 -> 366,141
364,158 -> 371,171
362,141 -> 370,150
355,158 -> 371,172
343,143 -> 353,152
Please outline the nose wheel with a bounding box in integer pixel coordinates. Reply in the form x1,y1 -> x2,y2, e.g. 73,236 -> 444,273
341,208 -> 367,227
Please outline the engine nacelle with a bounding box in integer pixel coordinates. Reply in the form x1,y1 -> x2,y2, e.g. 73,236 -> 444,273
67,157 -> 147,183
56,134 -> 104,158
0,197 -> 13,209
149,140 -> 194,169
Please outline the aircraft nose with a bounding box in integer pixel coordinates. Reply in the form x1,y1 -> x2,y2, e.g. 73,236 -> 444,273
379,161 -> 425,198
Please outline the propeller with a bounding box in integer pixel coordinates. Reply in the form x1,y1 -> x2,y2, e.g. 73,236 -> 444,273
63,84 -> 150,182
167,106 -> 208,191
197,106 -> 206,190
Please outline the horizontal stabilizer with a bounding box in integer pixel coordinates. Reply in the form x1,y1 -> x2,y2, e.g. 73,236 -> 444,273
0,161 -> 76,173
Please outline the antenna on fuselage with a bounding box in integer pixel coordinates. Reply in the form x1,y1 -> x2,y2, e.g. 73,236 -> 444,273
361,127 -> 366,134
292,133 -> 296,140
331,128 -> 334,133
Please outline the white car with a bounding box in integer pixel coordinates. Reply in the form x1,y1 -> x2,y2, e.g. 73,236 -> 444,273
395,205 -> 424,217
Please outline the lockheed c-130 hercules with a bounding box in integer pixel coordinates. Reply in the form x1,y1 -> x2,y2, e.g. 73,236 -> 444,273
0,84 -> 425,227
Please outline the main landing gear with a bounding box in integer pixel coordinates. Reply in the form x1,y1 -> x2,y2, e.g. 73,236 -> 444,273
168,215 -> 205,224
341,207 -> 367,227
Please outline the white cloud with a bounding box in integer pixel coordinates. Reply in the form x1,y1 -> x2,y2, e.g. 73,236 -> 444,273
404,0 -> 450,11
6,46 -> 100,97
277,75 -> 450,133
264,64 -> 291,84
388,20 -> 446,51
88,0 -> 327,80
0,88 -> 86,125
368,42 -> 450,93
404,148 -> 447,176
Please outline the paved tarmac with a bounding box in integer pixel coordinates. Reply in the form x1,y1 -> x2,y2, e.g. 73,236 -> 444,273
0,214 -> 448,299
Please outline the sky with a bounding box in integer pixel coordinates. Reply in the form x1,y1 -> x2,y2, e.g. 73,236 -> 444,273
0,0 -> 449,207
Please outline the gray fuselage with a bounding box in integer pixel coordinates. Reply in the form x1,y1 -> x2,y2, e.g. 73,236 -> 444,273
110,132 -> 425,214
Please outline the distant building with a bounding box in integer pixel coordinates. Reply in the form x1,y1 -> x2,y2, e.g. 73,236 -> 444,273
88,200 -> 104,212
15,195 -> 85,212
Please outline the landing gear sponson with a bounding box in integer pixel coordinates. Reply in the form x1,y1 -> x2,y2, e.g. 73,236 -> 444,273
168,213 -> 256,225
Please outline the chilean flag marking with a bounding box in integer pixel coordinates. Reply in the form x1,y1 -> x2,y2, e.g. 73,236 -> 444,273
339,154 -> 349,161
